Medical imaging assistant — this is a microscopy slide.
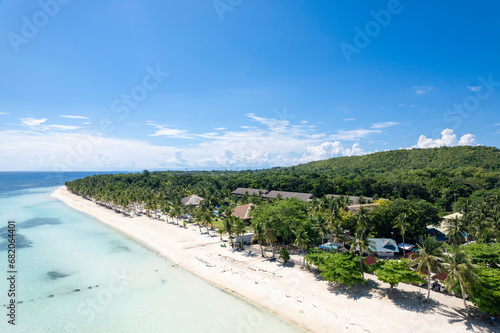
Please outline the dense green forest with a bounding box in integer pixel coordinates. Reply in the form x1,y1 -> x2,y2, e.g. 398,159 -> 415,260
65,145 -> 500,315
65,145 -> 500,242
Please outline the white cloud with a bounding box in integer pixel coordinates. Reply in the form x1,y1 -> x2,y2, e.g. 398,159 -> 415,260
19,117 -> 81,131
48,125 -> 82,130
246,113 -> 290,128
0,112 -> 7,115
329,129 -> 381,141
147,122 -> 193,139
458,134 -> 477,146
1,113 -> 388,170
20,117 -> 47,127
304,141 -> 365,161
414,86 -> 432,95
344,118 -> 356,121
398,104 -> 405,107
411,129 -> 477,149
467,86 -> 481,92
371,121 -> 400,129
59,115 -> 89,119
215,127 -> 226,131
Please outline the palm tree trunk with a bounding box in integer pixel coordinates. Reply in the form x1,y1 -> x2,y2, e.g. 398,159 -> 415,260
271,243 -> 275,258
259,243 -> 264,257
402,234 -> 406,256
460,282 -> 469,316
359,256 -> 364,279
302,248 -> 305,266
426,265 -> 432,301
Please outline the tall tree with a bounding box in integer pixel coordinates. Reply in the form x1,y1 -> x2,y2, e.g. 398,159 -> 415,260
394,213 -> 409,255
411,236 -> 444,302
349,228 -> 374,279
442,246 -> 479,317
252,221 -> 266,257
294,228 -> 310,266
445,217 -> 466,245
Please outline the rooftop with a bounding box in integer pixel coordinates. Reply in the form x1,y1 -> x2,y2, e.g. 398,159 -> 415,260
265,190 -> 314,202
231,203 -> 256,220
181,194 -> 204,206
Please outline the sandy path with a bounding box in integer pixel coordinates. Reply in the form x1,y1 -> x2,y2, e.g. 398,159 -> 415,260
52,187 -> 495,333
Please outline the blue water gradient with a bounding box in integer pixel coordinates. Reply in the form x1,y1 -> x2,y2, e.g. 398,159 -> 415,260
0,173 -> 301,333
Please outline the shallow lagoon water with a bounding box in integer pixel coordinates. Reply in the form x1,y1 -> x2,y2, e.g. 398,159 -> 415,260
0,173 -> 302,333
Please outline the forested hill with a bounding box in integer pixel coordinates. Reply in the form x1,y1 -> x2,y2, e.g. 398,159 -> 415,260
291,146 -> 500,174
66,146 -> 500,215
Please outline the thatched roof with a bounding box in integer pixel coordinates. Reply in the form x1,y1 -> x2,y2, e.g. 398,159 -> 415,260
264,190 -> 314,202
231,203 -> 256,220
231,188 -> 269,196
181,194 -> 204,206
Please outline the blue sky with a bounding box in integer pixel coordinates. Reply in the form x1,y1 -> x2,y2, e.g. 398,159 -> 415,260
1,0 -> 499,171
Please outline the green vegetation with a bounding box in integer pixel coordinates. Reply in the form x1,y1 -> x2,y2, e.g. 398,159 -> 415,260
306,249 -> 365,286
471,267 -> 500,315
411,236 -> 445,302
442,246 -> 479,316
279,248 -> 290,263
375,259 -> 424,290
65,146 -> 500,316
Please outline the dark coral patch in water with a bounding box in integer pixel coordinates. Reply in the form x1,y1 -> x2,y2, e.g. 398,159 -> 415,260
0,233 -> 32,250
47,271 -> 70,280
19,217 -> 61,229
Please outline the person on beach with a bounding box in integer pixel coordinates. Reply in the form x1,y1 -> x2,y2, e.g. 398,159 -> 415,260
491,316 -> 495,327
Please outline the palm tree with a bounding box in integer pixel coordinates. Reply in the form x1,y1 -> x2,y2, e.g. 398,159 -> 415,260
313,215 -> 328,248
326,197 -> 342,245
349,228 -> 374,279
234,218 -> 246,249
445,217 -> 466,245
442,246 -> 479,317
331,222 -> 345,250
394,213 -> 409,255
293,228 -> 310,266
411,236 -> 444,302
264,218 -> 277,259
252,221 -> 266,257
223,216 -> 234,241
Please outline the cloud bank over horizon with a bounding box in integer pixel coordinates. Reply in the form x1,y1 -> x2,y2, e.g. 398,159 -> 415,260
0,113 -> 479,171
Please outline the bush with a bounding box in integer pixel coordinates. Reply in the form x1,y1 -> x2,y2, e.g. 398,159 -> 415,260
280,248 -> 290,263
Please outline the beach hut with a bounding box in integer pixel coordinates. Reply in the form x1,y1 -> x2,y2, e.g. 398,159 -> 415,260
181,194 -> 204,207
231,203 -> 256,221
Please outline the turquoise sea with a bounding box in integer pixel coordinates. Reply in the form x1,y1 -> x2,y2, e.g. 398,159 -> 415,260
0,172 -> 301,333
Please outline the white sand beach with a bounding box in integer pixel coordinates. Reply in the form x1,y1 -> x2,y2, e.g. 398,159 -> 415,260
52,187 -> 495,333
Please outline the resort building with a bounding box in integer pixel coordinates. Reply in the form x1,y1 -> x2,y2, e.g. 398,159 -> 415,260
355,238 -> 399,257
231,203 -> 256,220
264,190 -> 314,202
429,212 -> 464,234
231,188 -> 269,197
181,194 -> 204,207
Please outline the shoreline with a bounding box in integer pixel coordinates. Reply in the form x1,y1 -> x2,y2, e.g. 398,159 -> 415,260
52,187 -> 492,333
